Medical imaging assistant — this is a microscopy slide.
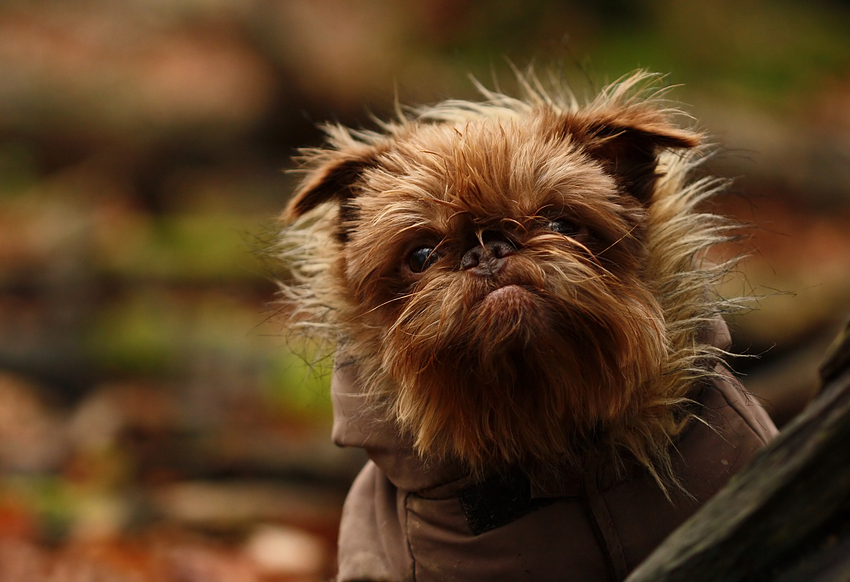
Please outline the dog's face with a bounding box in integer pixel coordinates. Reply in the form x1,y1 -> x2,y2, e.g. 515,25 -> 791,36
283,93 -> 701,474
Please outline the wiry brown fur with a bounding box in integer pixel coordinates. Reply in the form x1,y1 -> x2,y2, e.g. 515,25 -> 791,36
277,72 -> 737,490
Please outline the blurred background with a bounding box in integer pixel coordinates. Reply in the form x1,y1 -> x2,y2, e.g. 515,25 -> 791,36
0,0 -> 848,579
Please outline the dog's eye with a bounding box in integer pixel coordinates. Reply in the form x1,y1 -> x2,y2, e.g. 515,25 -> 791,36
548,219 -> 582,237
408,246 -> 439,273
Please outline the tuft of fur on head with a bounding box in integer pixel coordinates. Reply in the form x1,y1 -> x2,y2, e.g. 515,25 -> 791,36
276,71 -> 740,491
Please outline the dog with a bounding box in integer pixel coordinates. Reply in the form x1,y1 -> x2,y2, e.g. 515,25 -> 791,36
277,72 -> 777,582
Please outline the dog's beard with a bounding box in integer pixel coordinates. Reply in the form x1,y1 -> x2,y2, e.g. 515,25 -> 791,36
371,245 -> 668,475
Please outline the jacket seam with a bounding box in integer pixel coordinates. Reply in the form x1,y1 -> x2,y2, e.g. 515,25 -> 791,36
404,491 -> 417,582
583,468 -> 629,581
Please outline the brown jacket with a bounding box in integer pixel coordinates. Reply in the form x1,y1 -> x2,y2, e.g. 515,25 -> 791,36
331,328 -> 777,582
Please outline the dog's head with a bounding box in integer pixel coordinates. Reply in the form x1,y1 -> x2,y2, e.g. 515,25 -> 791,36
281,75 -> 713,477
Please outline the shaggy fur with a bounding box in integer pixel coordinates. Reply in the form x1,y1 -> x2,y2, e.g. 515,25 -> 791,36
277,72 -> 736,489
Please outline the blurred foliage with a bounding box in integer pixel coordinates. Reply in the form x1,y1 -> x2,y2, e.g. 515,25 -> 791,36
0,0 -> 847,574
95,214 -> 264,281
264,348 -> 334,426
593,1 -> 850,101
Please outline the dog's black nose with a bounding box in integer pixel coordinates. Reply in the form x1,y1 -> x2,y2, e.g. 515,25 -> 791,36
461,234 -> 515,275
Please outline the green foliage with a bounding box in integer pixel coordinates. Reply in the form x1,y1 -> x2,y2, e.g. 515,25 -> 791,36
0,142 -> 39,198
263,346 -> 333,425
593,0 -> 850,105
84,291 -> 184,374
97,214 -> 265,282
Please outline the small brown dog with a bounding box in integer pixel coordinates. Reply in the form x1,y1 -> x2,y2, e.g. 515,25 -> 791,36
278,72 -> 776,581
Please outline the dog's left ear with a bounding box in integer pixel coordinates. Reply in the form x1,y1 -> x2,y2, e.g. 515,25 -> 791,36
283,142 -> 381,223
565,110 -> 701,203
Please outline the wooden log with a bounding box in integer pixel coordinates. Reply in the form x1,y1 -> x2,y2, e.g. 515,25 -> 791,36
626,320 -> 850,582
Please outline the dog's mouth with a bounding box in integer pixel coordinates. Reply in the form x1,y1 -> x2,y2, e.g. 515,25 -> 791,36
480,284 -> 535,308
474,284 -> 544,343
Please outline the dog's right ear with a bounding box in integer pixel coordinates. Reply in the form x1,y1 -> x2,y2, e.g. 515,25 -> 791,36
283,144 -> 380,223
